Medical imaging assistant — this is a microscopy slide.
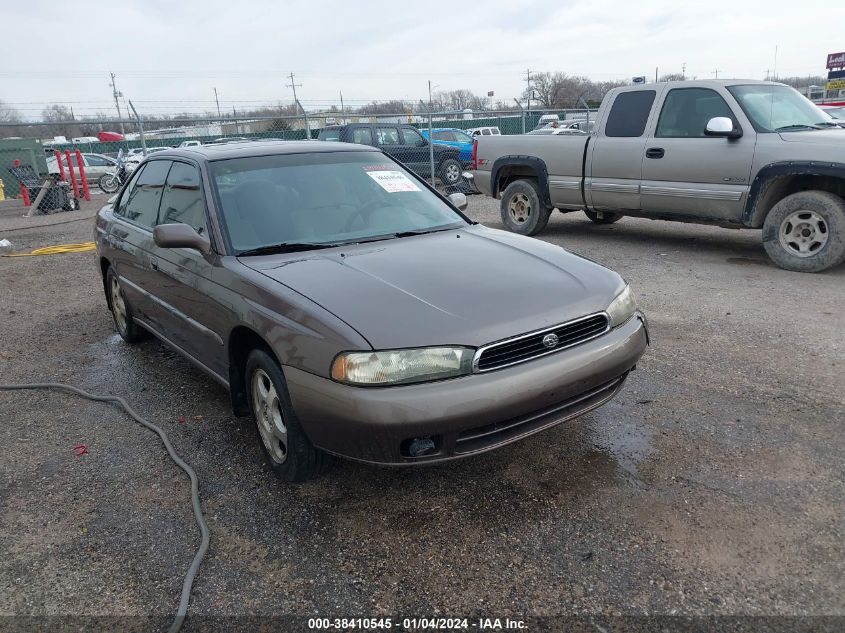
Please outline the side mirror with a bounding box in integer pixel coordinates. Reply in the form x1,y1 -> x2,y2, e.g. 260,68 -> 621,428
153,223 -> 211,254
448,192 -> 468,211
704,116 -> 742,139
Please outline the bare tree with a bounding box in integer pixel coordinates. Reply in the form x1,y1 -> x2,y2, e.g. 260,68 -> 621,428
659,73 -> 687,82
0,99 -> 21,123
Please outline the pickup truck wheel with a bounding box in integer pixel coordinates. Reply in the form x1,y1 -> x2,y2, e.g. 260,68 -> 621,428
762,191 -> 845,273
500,180 -> 552,236
584,210 -> 623,224
438,159 -> 462,186
246,349 -> 328,482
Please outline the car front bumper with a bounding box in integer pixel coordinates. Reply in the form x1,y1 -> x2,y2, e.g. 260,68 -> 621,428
284,314 -> 648,465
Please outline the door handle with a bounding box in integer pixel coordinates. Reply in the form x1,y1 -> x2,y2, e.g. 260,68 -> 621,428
150,257 -> 158,271
646,147 -> 665,159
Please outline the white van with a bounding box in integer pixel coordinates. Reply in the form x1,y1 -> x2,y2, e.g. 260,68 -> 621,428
467,126 -> 501,137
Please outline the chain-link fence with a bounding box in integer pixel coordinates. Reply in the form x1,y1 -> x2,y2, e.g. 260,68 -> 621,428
0,107 -> 593,200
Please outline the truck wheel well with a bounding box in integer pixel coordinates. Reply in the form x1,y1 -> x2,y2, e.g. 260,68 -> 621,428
496,167 -> 538,197
228,326 -> 278,416
749,171 -> 845,227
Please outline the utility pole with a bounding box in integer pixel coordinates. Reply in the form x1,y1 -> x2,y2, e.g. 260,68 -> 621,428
525,69 -> 532,114
427,80 -> 436,187
339,91 -> 345,122
128,100 -> 146,156
213,87 -> 221,117
109,72 -> 126,136
682,62 -> 687,79
287,72 -> 310,140
712,68 -> 720,79
655,67 -> 659,83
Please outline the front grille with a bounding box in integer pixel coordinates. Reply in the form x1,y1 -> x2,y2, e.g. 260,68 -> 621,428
474,313 -> 610,372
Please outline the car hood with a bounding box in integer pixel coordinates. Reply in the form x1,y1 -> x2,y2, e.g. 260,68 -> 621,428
240,225 -> 625,349
778,128 -> 845,143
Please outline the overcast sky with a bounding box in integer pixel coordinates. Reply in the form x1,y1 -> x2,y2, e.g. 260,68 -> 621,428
1,0 -> 841,119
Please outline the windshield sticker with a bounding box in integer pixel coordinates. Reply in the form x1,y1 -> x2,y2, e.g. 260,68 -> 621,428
366,170 -> 421,192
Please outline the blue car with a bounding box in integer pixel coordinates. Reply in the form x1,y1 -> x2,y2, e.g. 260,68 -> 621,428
420,128 -> 474,163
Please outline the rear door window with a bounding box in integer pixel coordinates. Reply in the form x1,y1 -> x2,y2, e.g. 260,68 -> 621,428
605,90 -> 656,137
121,160 -> 171,228
376,127 -> 400,145
157,162 -> 208,236
352,127 -> 374,145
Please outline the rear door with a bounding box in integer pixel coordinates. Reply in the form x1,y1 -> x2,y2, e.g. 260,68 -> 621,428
150,160 -> 228,377
587,88 -> 659,211
108,160 -> 172,330
639,86 -> 756,221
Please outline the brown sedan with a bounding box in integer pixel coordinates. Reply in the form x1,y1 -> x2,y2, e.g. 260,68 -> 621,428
95,141 -> 648,480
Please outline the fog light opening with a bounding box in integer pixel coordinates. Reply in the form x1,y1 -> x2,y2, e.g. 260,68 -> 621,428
401,436 -> 438,458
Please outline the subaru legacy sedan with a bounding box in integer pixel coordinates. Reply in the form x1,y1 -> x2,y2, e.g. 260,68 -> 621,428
95,141 -> 648,481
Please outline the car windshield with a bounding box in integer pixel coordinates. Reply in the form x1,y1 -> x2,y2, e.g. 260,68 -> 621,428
211,150 -> 467,253
728,84 -> 837,132
825,107 -> 845,120
453,131 -> 472,142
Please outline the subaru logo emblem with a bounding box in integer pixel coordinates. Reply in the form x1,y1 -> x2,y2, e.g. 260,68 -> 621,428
542,333 -> 559,349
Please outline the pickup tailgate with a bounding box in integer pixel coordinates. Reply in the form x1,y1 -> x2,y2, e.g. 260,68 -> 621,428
471,134 -> 589,208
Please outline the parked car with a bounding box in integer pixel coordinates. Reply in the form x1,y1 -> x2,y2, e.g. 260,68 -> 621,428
819,105 -> 845,127
533,114 -> 560,130
95,140 -> 648,480
559,119 -> 596,132
179,140 -> 203,148
318,123 -> 465,187
46,152 -> 118,183
420,128 -> 474,162
210,136 -> 250,144
469,79 -> 845,273
467,126 -> 501,137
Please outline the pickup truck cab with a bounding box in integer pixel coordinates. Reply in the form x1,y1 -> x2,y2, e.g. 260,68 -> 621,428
318,123 -> 464,188
470,79 -> 845,272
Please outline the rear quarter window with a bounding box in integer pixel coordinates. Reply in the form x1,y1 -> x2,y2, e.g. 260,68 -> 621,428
605,90 -> 656,137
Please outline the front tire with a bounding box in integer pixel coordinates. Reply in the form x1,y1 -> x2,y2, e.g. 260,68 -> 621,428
245,349 -> 327,482
106,267 -> 147,343
438,158 -> 462,187
762,191 -> 845,273
584,210 -> 623,224
500,179 -> 552,236
99,173 -> 120,194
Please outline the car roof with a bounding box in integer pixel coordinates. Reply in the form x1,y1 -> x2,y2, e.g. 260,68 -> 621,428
143,140 -> 377,162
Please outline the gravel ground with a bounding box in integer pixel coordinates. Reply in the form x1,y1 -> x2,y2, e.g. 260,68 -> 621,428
0,194 -> 843,631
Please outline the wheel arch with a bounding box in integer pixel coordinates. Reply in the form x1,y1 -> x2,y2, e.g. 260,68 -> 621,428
744,161 -> 845,228
228,325 -> 280,416
100,257 -> 113,308
491,156 -> 553,209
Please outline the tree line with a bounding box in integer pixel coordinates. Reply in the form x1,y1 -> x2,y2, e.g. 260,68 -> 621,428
0,73 -> 832,140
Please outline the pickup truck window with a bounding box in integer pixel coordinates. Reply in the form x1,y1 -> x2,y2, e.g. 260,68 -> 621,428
656,88 -> 735,138
319,128 -> 341,142
432,131 -> 452,141
605,90 -> 656,137
727,84 -> 836,133
352,128 -> 373,145
376,127 -> 401,145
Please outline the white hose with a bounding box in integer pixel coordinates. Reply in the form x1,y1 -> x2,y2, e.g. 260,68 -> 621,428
0,382 -> 209,633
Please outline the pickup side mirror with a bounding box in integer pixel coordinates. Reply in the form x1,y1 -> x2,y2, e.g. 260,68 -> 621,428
153,223 -> 211,254
704,116 -> 742,139
448,192 -> 468,211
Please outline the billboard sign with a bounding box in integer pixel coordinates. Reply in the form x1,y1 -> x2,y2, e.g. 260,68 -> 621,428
827,52 -> 845,69
632,76 -> 646,84
828,69 -> 845,80
826,79 -> 845,91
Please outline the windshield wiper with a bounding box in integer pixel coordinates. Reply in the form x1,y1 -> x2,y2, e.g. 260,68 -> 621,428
775,124 -> 822,131
393,225 -> 462,238
814,121 -> 841,128
237,242 -> 337,256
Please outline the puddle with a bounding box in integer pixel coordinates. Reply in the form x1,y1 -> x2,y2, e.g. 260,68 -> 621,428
587,400 -> 655,481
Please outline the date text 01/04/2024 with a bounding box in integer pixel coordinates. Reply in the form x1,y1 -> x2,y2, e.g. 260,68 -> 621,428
307,617 -> 528,630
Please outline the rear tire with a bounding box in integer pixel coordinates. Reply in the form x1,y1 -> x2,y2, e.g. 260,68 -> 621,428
245,349 -> 327,482
584,210 -> 622,224
500,179 -> 552,236
106,267 -> 147,343
762,191 -> 845,273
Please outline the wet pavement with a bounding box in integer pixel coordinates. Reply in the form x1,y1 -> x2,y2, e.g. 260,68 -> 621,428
0,196 -> 843,630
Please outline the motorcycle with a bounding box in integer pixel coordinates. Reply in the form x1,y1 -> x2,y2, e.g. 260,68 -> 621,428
98,150 -> 129,194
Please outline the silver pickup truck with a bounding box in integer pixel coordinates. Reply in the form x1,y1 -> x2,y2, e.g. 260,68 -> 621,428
469,79 -> 845,272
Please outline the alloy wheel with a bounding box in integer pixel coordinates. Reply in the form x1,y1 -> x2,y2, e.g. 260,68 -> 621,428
778,210 -> 828,258
251,368 -> 288,464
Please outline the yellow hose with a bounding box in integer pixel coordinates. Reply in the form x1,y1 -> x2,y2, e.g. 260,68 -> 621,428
1,242 -> 96,257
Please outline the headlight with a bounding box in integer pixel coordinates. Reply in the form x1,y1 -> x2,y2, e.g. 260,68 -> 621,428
606,284 -> 637,327
331,347 -> 474,386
